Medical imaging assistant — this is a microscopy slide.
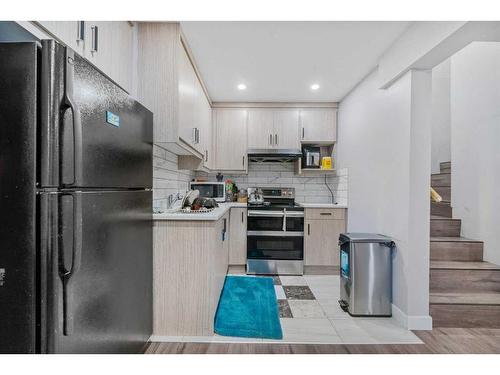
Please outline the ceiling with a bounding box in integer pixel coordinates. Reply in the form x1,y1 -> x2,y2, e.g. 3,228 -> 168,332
181,21 -> 410,103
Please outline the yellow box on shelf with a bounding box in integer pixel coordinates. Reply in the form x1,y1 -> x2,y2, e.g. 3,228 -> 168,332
321,157 -> 332,170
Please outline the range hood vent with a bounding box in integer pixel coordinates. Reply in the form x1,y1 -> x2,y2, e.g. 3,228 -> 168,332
247,148 -> 302,163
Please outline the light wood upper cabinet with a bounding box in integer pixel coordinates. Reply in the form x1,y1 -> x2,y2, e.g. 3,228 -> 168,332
84,22 -> 135,94
247,109 -> 274,149
177,43 -> 198,148
273,110 -> 300,149
229,208 -> 247,265
213,109 -> 248,171
300,109 -> 337,143
247,109 -> 300,150
137,22 -> 211,162
37,21 -> 135,94
37,21 -> 84,55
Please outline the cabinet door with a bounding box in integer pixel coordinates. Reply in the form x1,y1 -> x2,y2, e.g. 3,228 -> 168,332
229,208 -> 247,265
247,109 -> 274,149
214,109 -> 248,171
300,109 -> 337,143
304,219 -> 345,266
177,43 -> 197,148
84,22 -> 134,93
199,97 -> 213,168
274,110 -> 300,149
37,21 -> 84,55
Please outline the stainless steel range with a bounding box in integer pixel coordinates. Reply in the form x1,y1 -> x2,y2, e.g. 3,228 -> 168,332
246,187 -> 304,275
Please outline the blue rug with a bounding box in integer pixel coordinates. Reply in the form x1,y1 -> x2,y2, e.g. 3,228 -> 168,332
214,276 -> 283,339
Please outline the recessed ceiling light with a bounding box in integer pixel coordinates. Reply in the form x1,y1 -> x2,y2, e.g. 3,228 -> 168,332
310,83 -> 320,91
237,83 -> 247,90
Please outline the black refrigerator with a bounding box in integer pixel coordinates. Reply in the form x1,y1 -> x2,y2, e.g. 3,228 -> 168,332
0,40 -> 153,353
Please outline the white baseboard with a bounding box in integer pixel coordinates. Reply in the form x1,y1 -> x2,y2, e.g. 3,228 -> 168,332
392,304 -> 433,330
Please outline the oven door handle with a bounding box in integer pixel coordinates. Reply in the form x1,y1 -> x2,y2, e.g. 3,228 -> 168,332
248,210 -> 284,217
247,230 -> 304,237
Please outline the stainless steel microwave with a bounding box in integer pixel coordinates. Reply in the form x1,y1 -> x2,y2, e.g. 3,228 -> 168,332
189,181 -> 226,202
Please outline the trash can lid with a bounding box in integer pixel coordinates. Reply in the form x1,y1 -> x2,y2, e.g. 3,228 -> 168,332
340,232 -> 394,243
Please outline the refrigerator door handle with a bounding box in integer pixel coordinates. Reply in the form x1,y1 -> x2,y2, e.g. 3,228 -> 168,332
63,48 -> 83,187
59,192 -> 83,336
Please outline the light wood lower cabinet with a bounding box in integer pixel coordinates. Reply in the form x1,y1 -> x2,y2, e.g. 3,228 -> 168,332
153,212 -> 229,336
304,208 -> 346,267
229,208 -> 247,265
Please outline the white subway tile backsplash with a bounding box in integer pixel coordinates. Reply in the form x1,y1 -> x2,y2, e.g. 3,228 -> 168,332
195,162 -> 348,206
152,148 -> 348,209
153,145 -> 195,210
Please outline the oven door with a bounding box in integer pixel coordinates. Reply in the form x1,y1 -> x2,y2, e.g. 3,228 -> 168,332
247,210 -> 285,231
247,233 -> 303,260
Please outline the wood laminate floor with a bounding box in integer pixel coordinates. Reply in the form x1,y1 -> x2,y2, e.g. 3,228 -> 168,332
145,328 -> 500,354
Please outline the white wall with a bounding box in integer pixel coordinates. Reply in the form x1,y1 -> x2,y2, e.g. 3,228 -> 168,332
431,59 -> 451,174
337,68 -> 432,330
450,42 -> 500,265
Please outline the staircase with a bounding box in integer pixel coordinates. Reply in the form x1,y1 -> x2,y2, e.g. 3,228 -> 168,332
429,161 -> 500,328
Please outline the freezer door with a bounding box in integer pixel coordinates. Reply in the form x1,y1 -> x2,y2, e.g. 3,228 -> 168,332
41,190 -> 152,353
40,40 -> 153,189
0,42 -> 38,354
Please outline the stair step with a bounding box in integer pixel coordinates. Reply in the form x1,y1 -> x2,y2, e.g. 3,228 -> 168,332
430,237 -> 483,261
430,292 -> 500,305
430,294 -> 500,328
431,201 -> 452,218
430,260 -> 500,270
430,218 -> 461,237
430,261 -> 500,293
440,161 -> 451,174
433,186 -> 451,201
431,173 -> 451,187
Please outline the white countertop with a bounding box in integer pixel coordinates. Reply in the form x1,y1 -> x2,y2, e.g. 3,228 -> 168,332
297,203 -> 348,209
153,202 -> 247,221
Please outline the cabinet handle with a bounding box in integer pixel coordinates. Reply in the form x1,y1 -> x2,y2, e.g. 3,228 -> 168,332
241,211 -> 244,223
302,127 -> 305,139
76,21 -> 85,43
269,134 -> 272,145
196,128 -> 200,144
307,223 -> 310,236
91,25 -> 98,53
205,150 -> 208,162
242,155 -> 245,167
275,133 -> 278,145
320,212 -> 333,216
192,128 -> 197,144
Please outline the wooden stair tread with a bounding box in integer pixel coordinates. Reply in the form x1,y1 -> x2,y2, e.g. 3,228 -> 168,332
430,236 -> 482,243
430,261 -> 500,270
430,292 -> 500,305
430,217 -> 459,221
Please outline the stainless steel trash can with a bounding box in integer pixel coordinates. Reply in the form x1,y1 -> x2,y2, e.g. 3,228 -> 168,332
339,233 -> 394,317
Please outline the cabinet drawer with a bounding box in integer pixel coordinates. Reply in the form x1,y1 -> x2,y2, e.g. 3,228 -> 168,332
305,208 -> 345,220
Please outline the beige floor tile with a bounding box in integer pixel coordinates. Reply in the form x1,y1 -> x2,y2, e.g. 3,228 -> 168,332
317,299 -> 351,319
279,275 -> 308,286
355,318 -> 422,344
277,318 -> 341,343
329,318 -> 378,344
288,300 -> 326,318
308,284 -> 339,300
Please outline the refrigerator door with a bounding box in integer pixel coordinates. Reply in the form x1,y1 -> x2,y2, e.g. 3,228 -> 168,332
41,190 -> 152,353
40,40 -> 153,189
0,42 -> 38,354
